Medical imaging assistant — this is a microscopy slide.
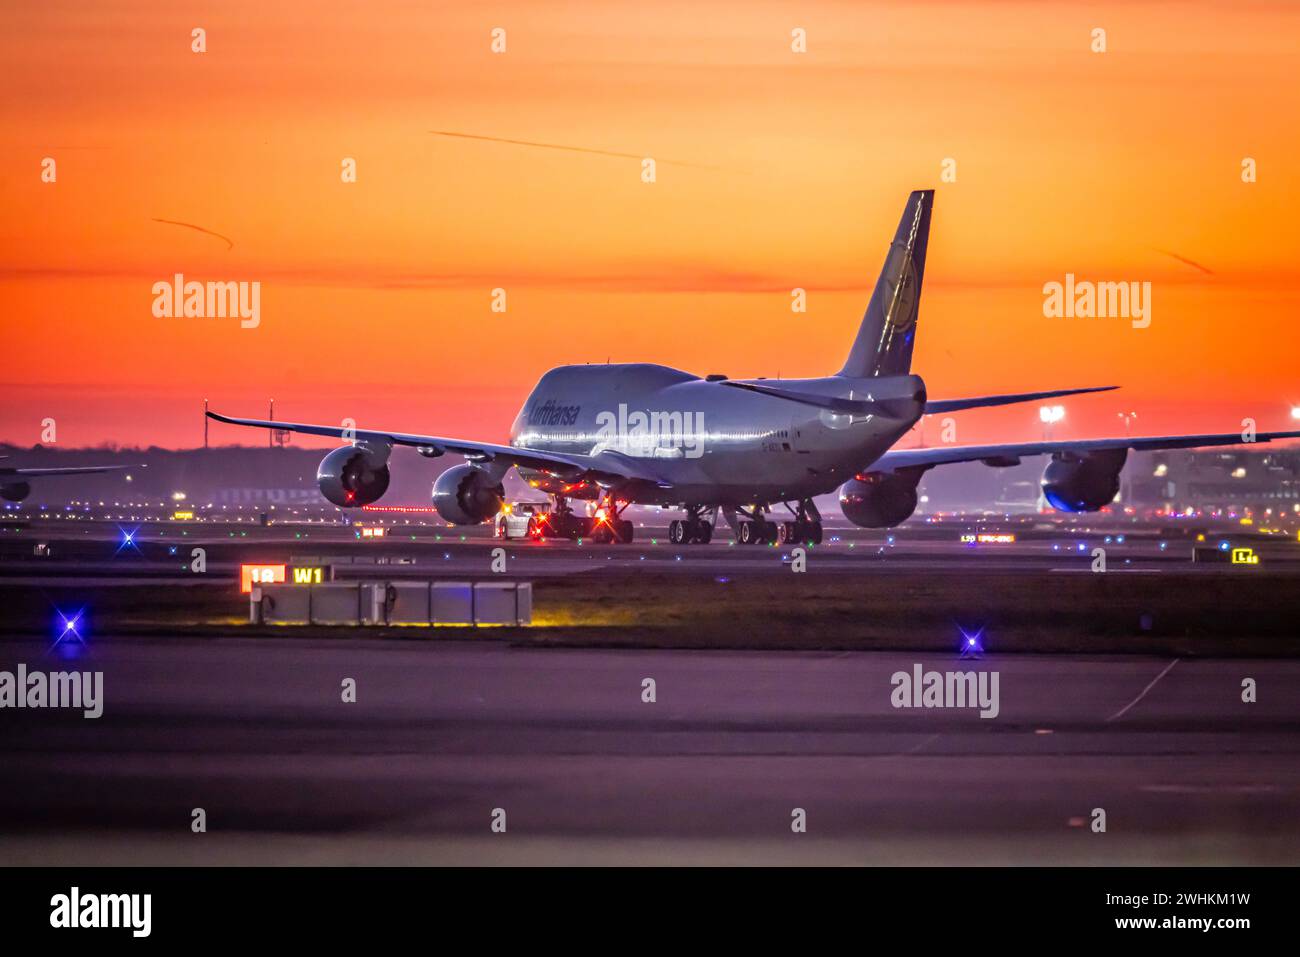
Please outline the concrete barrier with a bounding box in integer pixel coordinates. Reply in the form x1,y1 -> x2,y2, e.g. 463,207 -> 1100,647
386,582 -> 431,624
474,581 -> 532,625
431,582 -> 474,625
251,580 -> 532,627
254,584 -> 311,624
309,583 -> 371,625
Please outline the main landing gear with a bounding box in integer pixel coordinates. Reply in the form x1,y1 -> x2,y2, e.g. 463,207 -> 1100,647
668,505 -> 715,544
730,499 -> 823,545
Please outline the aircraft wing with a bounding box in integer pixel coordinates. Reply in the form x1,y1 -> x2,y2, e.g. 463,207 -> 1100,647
873,429 -> 1300,473
0,464 -> 138,478
205,411 -> 670,487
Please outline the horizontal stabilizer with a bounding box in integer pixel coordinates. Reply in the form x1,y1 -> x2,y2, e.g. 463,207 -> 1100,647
720,380 -> 914,418
924,385 -> 1117,415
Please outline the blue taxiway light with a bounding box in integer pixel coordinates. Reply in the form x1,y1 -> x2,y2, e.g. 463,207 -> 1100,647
51,607 -> 87,655
958,625 -> 985,658
114,525 -> 142,555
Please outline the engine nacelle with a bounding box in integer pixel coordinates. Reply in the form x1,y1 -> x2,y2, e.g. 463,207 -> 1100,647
432,464 -> 505,525
1,482 -> 31,503
1041,448 -> 1127,513
316,443 -> 391,508
838,469 -> 922,528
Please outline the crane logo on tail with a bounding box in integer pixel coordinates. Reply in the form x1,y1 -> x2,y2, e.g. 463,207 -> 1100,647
883,196 -> 925,332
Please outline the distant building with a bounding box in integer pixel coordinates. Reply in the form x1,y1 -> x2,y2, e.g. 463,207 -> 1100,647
911,446 -> 1300,518
1129,448 -> 1300,514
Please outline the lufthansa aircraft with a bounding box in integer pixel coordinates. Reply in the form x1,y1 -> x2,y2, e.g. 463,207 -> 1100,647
208,190 -> 1300,544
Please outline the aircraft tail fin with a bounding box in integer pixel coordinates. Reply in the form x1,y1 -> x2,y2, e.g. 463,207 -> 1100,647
838,189 -> 933,378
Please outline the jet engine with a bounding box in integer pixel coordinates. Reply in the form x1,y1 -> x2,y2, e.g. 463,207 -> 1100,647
1041,448 -> 1126,512
432,464 -> 505,525
838,469 -> 923,528
1,482 -> 31,503
316,443 -> 391,507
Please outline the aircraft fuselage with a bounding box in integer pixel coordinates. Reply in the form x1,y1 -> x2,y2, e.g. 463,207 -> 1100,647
509,363 -> 926,506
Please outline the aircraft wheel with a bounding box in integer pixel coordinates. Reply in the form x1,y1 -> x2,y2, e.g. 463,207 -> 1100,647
669,519 -> 685,544
617,520 -> 634,543
809,521 -> 823,545
738,521 -> 755,545
694,522 -> 712,544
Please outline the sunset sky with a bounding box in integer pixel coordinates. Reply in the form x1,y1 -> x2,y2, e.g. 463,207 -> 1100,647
2,0 -> 1298,450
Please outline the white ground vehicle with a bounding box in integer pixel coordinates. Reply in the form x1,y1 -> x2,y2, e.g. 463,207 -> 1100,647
495,501 -> 552,540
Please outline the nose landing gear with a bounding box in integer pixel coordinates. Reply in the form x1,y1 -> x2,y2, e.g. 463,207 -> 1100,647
589,491 -> 634,544
527,494 -> 626,542
530,491 -> 634,542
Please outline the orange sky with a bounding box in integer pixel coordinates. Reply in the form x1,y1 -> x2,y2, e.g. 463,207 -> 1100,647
2,0 -> 1298,450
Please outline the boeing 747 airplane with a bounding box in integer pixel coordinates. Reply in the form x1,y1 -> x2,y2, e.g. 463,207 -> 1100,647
208,190 -> 1300,544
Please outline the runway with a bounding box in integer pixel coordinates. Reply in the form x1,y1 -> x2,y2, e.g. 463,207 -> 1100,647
4,517 -> 1297,582
1,636 -> 1297,864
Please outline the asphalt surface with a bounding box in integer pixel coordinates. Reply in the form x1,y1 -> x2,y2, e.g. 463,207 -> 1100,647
3,522 -> 1296,581
1,636 -> 1297,864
